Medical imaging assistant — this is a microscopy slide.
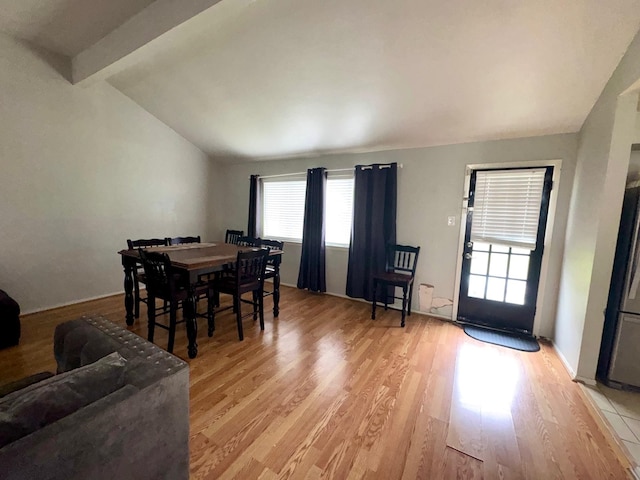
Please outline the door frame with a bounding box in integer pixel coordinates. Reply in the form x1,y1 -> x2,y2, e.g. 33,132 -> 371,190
452,159 -> 563,337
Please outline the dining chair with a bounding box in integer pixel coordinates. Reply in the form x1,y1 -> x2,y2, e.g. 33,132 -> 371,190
208,248 -> 270,341
126,238 -> 170,319
236,235 -> 260,247
225,229 -> 244,245
371,244 -> 421,327
259,239 -> 284,315
138,249 -> 214,353
168,235 -> 201,245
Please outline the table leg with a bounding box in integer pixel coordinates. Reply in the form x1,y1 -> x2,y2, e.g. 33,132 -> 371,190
273,261 -> 280,317
184,288 -> 198,358
124,264 -> 135,326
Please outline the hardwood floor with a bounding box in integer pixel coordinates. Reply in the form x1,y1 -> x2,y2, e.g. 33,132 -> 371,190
0,286 -> 633,479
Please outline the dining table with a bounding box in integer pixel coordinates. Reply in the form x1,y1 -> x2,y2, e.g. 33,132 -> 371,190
118,242 -> 282,358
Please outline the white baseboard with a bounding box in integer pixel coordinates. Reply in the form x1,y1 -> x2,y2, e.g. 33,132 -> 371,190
552,340 -> 580,381
575,375 -> 598,386
281,283 -> 454,322
21,291 -> 123,316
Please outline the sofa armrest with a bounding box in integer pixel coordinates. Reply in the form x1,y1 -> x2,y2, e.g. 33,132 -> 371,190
0,372 -> 54,398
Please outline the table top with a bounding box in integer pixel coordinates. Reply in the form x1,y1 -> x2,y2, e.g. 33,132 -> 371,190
119,242 -> 282,271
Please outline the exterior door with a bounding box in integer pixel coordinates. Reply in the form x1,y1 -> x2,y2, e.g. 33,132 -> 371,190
457,166 -> 553,334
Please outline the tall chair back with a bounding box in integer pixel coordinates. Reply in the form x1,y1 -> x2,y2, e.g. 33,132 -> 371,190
127,238 -> 169,249
258,239 -> 284,316
236,235 -> 260,247
138,250 -> 172,296
168,236 -> 201,246
234,248 -> 270,292
225,229 -> 244,244
126,237 -> 170,319
259,238 -> 284,269
386,244 -> 420,276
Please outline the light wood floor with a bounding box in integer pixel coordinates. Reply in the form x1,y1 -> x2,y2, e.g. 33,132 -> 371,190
0,286 -> 633,479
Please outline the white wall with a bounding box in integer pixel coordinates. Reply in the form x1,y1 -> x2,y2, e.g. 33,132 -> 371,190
0,34 -> 215,313
555,29 -> 640,381
217,133 -> 577,338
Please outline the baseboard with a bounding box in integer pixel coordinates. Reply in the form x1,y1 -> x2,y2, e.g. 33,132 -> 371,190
550,343 -> 598,385
281,283 -> 454,322
21,291 -> 124,316
552,340 -> 579,380
575,375 -> 598,386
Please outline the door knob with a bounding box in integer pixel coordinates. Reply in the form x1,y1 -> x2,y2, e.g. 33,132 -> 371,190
464,253 -> 472,260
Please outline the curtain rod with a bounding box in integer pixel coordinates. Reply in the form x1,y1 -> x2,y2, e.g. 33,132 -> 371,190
252,163 -> 403,180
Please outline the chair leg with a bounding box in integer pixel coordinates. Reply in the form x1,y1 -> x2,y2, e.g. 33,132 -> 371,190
407,282 -> 414,316
258,288 -> 265,331
384,284 -> 389,311
167,303 -> 177,353
252,290 -> 258,321
235,294 -> 244,341
147,294 -> 156,342
207,288 -> 215,337
371,279 -> 377,320
134,279 -> 141,319
401,286 -> 408,328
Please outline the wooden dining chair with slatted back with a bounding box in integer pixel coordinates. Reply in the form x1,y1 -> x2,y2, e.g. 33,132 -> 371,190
168,235 -> 201,246
127,238 -> 169,319
236,235 -> 260,247
225,229 -> 244,245
208,248 -> 270,341
371,244 -> 421,327
138,249 -> 214,353
259,239 -> 284,317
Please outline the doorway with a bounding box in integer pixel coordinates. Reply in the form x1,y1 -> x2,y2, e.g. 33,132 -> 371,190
457,166 -> 554,335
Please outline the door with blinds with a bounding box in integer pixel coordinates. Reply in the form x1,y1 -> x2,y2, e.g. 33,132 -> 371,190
457,166 -> 554,334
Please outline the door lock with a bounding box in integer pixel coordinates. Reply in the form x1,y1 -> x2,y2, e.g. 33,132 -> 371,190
464,253 -> 472,260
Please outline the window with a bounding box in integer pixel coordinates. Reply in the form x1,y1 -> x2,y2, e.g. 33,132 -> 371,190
325,175 -> 354,246
470,168 -> 546,250
262,178 -> 306,242
260,174 -> 354,246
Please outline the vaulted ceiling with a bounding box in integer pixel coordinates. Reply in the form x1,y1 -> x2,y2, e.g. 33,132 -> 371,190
2,0 -> 640,161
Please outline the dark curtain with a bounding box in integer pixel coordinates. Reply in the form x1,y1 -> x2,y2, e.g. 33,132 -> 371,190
346,163 -> 397,301
297,168 -> 327,292
247,175 -> 260,238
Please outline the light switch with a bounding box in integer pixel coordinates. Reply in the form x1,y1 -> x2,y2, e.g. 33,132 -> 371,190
447,216 -> 455,226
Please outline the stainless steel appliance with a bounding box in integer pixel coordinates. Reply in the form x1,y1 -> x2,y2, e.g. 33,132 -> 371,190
599,183 -> 640,389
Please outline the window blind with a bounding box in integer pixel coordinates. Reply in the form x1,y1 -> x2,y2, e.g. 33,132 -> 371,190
325,177 -> 354,246
470,168 -> 546,250
262,179 -> 306,241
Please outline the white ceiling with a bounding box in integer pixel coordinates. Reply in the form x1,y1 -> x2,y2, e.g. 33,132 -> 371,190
3,0 -> 640,161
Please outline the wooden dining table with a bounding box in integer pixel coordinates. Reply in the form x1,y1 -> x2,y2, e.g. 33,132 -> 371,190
118,242 -> 282,358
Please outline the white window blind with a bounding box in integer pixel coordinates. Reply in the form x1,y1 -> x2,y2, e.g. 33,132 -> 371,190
262,179 -> 306,241
470,168 -> 546,250
325,176 -> 354,246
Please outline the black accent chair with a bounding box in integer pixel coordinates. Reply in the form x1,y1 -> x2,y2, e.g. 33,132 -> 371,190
127,238 -> 169,318
138,250 -> 214,353
209,249 -> 269,341
259,239 -> 284,317
225,229 -> 244,245
371,244 -> 420,327
167,235 -> 201,245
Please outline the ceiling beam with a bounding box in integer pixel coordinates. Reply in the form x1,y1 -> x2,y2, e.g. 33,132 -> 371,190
71,0 -> 228,85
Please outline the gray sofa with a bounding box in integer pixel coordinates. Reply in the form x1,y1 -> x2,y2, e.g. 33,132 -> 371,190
0,315 -> 189,480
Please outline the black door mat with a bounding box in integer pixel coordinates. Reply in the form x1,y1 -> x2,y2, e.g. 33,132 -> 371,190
463,325 -> 540,352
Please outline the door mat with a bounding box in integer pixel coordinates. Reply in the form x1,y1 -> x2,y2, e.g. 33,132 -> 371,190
463,325 -> 540,352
